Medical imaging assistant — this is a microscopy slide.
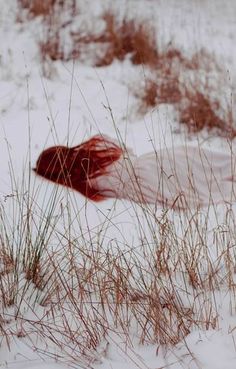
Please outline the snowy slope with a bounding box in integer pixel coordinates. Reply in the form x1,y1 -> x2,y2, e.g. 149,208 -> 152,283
1,1 -> 236,369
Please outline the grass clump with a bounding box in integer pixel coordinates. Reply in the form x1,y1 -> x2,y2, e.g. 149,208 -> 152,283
18,0 -> 57,17
140,74 -> 182,112
1,137 -> 236,367
18,0 -> 77,65
39,31 -> 65,62
19,0 -> 235,141
18,0 -> 76,18
135,46 -> 185,112
179,88 -> 236,137
180,90 -> 223,132
137,47 -> 236,139
19,4 -> 159,67
94,12 -> 159,67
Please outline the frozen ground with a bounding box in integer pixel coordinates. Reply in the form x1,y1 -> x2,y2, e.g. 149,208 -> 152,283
1,1 -> 236,368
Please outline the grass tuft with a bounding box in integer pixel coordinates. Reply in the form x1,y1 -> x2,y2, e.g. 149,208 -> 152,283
39,31 -> 64,62
179,88 -> 236,137
140,74 -> 181,112
95,13 -> 159,67
18,0 -> 76,18
1,140 -> 236,366
18,0 -> 57,17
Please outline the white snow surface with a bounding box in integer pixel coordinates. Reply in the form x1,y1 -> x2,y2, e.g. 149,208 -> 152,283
1,1 -> 236,368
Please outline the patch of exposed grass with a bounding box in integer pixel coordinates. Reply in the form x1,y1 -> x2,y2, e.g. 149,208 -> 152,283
184,48 -> 221,72
1,185 -> 235,366
94,12 -> 159,67
136,45 -> 236,138
139,74 -> 182,112
1,128 -> 236,367
18,0 -> 57,17
39,31 -> 65,62
18,2 -> 236,137
18,0 -> 76,18
179,88 -> 236,137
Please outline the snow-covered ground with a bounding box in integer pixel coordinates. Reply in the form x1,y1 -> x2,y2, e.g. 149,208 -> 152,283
1,1 -> 236,368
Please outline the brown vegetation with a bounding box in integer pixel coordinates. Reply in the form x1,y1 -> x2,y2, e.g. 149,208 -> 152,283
140,74 -> 182,112
18,2 -> 236,138
1,189 -> 233,366
179,89 -> 236,137
140,77 -> 236,138
95,12 -> 159,67
37,11 -> 161,67
39,32 -> 65,62
0,248 -> 14,277
18,0 -> 57,17
18,2 -> 160,66
137,45 -> 236,138
184,48 -> 221,72
136,45 -> 186,111
180,90 -> 223,132
18,0 -> 76,18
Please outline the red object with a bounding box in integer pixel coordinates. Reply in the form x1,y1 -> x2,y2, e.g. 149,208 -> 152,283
34,135 -> 122,201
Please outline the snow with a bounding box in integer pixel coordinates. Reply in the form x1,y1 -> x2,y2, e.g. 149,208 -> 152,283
1,0 -> 236,368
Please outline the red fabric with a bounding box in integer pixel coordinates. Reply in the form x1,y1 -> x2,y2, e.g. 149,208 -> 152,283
34,135 -> 122,201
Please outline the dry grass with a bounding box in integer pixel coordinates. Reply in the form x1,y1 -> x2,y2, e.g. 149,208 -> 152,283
21,0 -> 230,142
18,0 -> 77,65
136,46 -> 236,138
179,88 -> 236,137
1,136 -> 236,367
18,0 -> 76,18
136,46 -> 186,112
36,9 -> 160,66
94,12 -> 159,67
140,74 -> 182,112
184,48 -> 221,72
17,0 -> 189,72
19,1 -> 235,139
39,32 -> 65,62
4,3 -> 236,366
1,196 -> 235,365
18,0 -> 57,17
180,90 -> 223,132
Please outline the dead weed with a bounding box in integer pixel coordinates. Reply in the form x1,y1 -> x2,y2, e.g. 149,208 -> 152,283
18,0 -> 76,18
18,0 -> 57,17
94,12 -> 159,67
179,88 -> 236,137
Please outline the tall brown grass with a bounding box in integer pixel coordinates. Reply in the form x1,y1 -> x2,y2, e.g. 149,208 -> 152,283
4,3 -> 236,367
34,8 -> 160,66
18,0 -> 57,17
18,1 -> 235,139
39,32 -> 64,62
179,88 -> 236,137
137,46 -> 236,138
94,12 -> 159,67
139,74 -> 182,112
1,190 -> 234,366
18,0 -> 76,18
1,131 -> 236,367
18,0 -> 77,69
21,0 -> 231,140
